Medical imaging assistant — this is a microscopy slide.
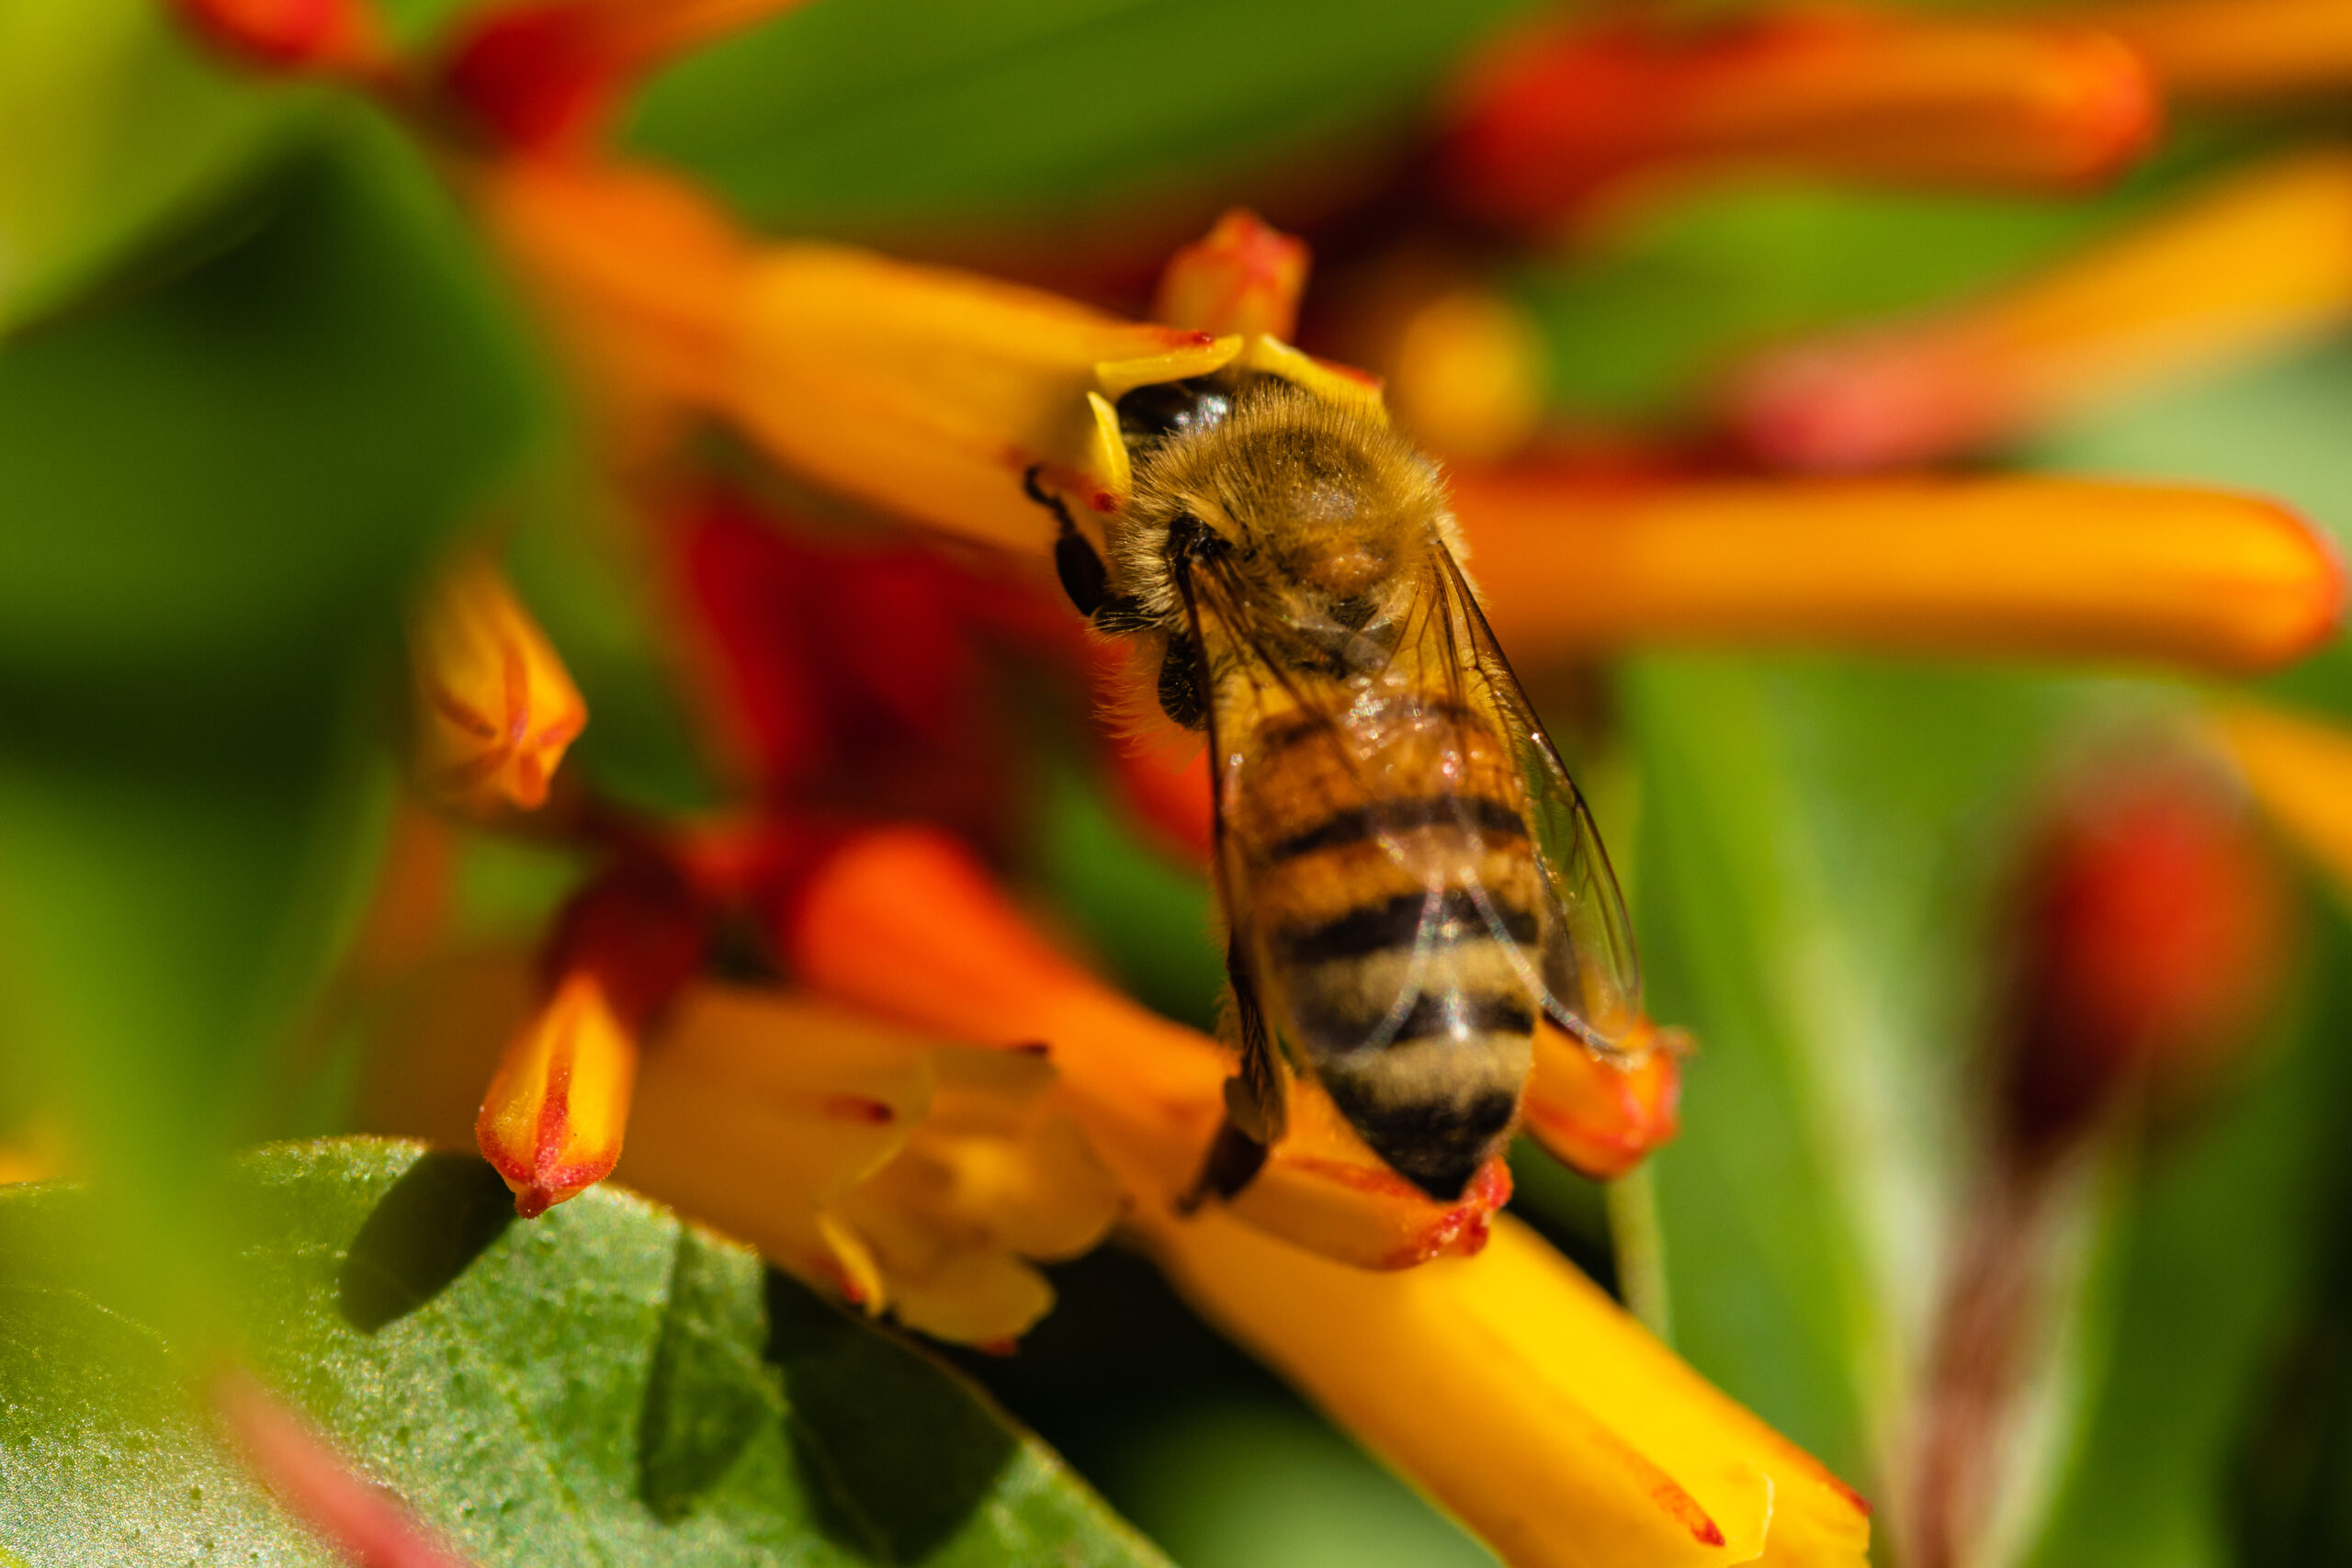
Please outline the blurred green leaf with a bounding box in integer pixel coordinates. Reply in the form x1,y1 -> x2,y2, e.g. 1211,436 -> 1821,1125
0,109 -> 537,1286
1626,654 -> 2136,1489
0,0 -> 311,334
0,1138 -> 1172,1565
2032,892 -> 2351,1568
628,0 -> 1540,234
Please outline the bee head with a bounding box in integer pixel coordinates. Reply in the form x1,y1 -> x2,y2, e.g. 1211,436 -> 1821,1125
1118,381 -> 1453,642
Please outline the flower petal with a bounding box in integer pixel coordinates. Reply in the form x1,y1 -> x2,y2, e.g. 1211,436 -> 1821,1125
2083,0 -> 2352,101
726,246 -> 1233,549
1455,470 -> 2344,673
407,550 -> 587,816
1439,7 -> 2156,224
782,826 -> 1509,1265
2211,698 -> 2352,898
1138,1207 -> 1871,1568
1153,209 -> 1312,342
1731,152 -> 2352,468
475,969 -> 637,1217
215,1368 -> 475,1568
170,0 -> 388,75
1523,1021 -> 1685,1180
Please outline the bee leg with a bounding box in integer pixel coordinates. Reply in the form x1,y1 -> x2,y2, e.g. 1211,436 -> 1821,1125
1182,1119 -> 1270,1211
1023,465 -> 1114,618
1181,942 -> 1286,1208
1157,637 -> 1208,729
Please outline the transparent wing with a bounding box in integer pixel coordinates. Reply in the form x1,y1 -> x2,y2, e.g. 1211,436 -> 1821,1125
1431,546 -> 1645,1053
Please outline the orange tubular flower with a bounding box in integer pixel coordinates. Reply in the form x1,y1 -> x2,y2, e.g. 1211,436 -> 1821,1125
2079,0 -> 2352,103
370,952 -> 1119,1345
1437,6 -> 2158,226
1732,151 -> 2352,470
781,826 -> 1516,1269
1454,471 -> 2344,674
1138,1207 -> 1870,1568
406,550 -> 588,815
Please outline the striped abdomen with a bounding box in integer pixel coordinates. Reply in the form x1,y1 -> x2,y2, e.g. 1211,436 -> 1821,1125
1233,698 -> 1542,1201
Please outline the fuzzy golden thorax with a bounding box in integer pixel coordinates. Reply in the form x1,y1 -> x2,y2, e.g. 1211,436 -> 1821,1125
1109,381 -> 1458,641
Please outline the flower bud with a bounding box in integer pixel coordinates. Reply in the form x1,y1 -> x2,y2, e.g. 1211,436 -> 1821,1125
1152,209 -> 1312,342
1997,756 -> 2290,1160
407,551 -> 587,817
476,864 -> 705,1216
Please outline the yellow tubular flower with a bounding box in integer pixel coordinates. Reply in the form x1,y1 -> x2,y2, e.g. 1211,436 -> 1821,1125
2081,0 -> 2352,102
406,549 -> 588,814
475,969 -> 635,1217
1733,151 -> 2352,469
1138,1207 -> 1871,1568
368,955 -> 1121,1344
2208,699 -> 2352,898
784,828 -> 1517,1268
1455,473 -> 2343,674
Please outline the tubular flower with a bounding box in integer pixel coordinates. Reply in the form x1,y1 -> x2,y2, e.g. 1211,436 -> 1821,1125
2210,698 -> 2352,901
1436,6 -> 2158,226
440,0 -> 817,149
474,156 -> 1382,554
1453,471 -> 2344,673
1139,1207 -> 1871,1568
1731,150 -> 2352,470
405,549 -> 588,815
474,863 -> 704,1216
215,1369 -> 475,1568
370,953 -> 1120,1344
168,0 -> 389,77
2078,0 -> 2352,103
778,825 -> 1531,1269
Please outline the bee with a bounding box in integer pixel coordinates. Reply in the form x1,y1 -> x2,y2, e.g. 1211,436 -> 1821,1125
1030,369 -> 1644,1202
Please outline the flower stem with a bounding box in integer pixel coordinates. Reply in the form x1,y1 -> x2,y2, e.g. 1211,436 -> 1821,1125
1608,1164 -> 1673,1341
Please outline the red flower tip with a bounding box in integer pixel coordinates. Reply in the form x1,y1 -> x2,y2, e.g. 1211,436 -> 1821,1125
1439,7 -> 2159,224
172,0 -> 386,76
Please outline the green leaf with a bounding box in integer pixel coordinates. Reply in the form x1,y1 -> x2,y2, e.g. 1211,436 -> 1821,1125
0,1138 -> 1173,1566
0,109 -> 537,1292
627,0 -> 1542,235
0,0 -> 309,335
1624,654 -> 2144,1489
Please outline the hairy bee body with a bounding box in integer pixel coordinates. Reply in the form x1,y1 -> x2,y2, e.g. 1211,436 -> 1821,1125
1046,371 -> 1638,1201
1228,696 -> 1543,1196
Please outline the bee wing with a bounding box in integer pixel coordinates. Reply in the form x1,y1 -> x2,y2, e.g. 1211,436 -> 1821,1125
1183,542 -> 1623,1068
1431,545 -> 1645,1053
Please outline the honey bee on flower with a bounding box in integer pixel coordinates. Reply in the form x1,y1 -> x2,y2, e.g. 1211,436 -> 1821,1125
1046,360 -> 1650,1201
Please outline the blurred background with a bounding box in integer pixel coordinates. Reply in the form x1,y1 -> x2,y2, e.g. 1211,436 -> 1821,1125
10,0 -> 2352,1564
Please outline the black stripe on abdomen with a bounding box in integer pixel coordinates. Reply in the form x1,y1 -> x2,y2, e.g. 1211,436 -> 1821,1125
1266,797 -> 1527,863
1383,989 -> 1537,1043
1274,888 -> 1539,967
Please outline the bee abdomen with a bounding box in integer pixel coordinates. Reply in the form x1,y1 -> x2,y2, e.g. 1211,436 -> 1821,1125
1266,796 -> 1527,862
1275,887 -> 1538,967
